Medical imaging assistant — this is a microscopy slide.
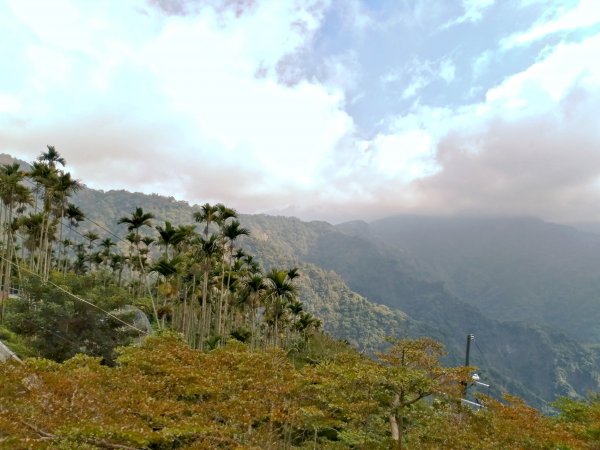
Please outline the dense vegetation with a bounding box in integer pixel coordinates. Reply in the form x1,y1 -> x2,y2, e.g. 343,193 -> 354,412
0,149 -> 599,448
0,333 -> 596,449
364,215 -> 600,342
244,214 -> 600,408
71,187 -> 432,355
0,148 -> 321,356
5,150 -> 598,407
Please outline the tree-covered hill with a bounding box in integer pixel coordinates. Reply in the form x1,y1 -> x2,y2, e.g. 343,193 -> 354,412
354,215 -> 600,342
70,189 -> 432,354
1,152 -> 599,409
67,186 -> 600,408
240,214 -> 600,409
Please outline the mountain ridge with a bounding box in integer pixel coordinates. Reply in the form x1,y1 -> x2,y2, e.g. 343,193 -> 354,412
2,153 -> 599,408
68,186 -> 600,408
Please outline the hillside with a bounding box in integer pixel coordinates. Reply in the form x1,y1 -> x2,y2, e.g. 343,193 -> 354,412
2,150 -> 597,408
241,213 -> 600,407
72,188 -> 432,353
69,188 -> 600,408
355,215 -> 600,342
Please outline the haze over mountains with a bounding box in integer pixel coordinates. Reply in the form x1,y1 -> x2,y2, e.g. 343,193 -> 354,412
64,181 -> 600,410
348,215 -> 600,341
3,151 -> 599,409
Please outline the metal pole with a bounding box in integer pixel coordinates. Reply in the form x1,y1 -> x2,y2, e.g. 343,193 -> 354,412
463,334 -> 474,397
465,334 -> 474,367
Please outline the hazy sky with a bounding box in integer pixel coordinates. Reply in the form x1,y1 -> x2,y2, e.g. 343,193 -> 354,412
1,0 -> 600,223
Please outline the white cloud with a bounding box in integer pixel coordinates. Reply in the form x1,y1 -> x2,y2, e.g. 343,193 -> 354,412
370,130 -> 438,180
401,75 -> 429,100
502,0 -> 600,48
331,29 -> 600,220
442,0 -> 495,29
410,32 -> 600,136
358,31 -> 600,222
135,3 -> 352,190
1,0 -> 600,223
486,33 -> 600,113
439,59 -> 456,83
461,0 -> 495,22
385,57 -> 456,100
472,50 -> 492,79
319,51 -> 361,92
0,0 -> 356,211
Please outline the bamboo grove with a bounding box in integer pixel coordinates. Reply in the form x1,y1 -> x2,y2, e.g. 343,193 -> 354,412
0,147 -> 321,351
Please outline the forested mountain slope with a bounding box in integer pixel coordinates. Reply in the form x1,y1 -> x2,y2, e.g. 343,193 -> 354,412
73,188 -> 431,353
241,214 -> 600,408
348,215 -> 600,342
71,188 -> 600,408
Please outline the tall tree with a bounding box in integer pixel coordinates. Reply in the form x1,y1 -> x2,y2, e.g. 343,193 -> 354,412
118,207 -> 158,326
193,203 -> 219,238
52,172 -> 82,271
379,338 -> 469,449
264,268 -> 298,347
0,163 -> 31,320
38,145 -> 66,168
63,203 -> 84,274
218,219 -> 249,338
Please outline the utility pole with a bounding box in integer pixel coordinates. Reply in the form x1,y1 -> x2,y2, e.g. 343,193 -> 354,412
463,334 -> 474,397
461,333 -> 490,409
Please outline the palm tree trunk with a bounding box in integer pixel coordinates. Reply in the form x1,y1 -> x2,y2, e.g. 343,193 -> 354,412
217,267 -> 225,340
201,269 -> 209,350
56,201 -> 65,270
0,203 -> 11,322
3,204 -> 14,292
138,248 -> 160,329
0,200 -> 7,298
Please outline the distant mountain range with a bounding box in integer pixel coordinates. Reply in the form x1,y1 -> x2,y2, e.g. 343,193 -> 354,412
240,213 -> 600,409
68,186 -> 600,409
3,153 -> 600,410
361,215 -> 600,342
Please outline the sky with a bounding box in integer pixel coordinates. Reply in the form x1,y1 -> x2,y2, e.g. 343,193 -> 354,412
1,0 -> 600,223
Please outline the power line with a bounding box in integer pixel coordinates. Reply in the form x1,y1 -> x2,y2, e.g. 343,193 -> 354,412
21,177 -> 128,248
473,339 -> 490,370
20,318 -> 79,347
6,173 -> 156,334
0,254 -> 148,335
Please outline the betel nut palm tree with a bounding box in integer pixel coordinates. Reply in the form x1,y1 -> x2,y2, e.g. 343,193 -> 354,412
118,207 -> 159,325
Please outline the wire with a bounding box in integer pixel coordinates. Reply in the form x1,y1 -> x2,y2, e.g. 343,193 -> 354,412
0,254 -> 148,335
473,338 -> 493,383
9,172 -> 156,334
83,214 -> 128,246
21,177 -> 128,254
21,318 -> 79,347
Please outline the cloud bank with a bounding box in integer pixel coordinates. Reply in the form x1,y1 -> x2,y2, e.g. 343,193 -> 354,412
0,0 -> 600,224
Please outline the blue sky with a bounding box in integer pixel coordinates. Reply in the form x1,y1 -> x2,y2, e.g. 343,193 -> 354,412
1,0 -> 599,223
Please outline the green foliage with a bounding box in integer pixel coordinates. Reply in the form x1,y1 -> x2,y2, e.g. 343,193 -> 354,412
0,149 -> 323,361
247,214 -> 600,408
66,183 -> 600,407
0,335 -> 588,449
555,394 -> 600,445
0,325 -> 35,357
4,273 -> 138,362
1,149 -> 598,416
